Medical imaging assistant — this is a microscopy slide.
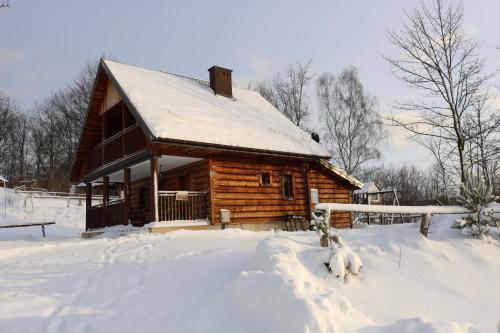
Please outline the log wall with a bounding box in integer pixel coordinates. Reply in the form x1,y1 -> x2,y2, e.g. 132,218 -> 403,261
309,166 -> 352,228
210,157 -> 353,228
130,177 -> 150,224
128,157 -> 353,228
159,160 -> 210,192
210,158 -> 309,225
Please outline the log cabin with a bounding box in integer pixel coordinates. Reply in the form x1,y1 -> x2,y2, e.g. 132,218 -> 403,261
70,59 -> 362,232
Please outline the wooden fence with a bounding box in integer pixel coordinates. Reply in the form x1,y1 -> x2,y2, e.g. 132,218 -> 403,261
315,203 -> 479,237
86,199 -> 125,230
158,191 -> 208,222
16,189 -> 118,208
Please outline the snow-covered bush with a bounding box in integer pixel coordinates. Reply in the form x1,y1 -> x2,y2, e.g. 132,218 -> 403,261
452,180 -> 499,238
312,211 -> 362,280
327,243 -> 363,281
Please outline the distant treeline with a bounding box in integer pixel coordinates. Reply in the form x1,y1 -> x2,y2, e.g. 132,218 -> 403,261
0,62 -> 97,191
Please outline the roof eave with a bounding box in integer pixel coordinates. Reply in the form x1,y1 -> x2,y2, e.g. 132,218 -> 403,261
152,136 -> 331,160
318,159 -> 363,189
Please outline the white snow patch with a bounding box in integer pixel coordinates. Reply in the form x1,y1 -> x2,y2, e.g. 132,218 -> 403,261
0,188 -> 85,239
0,192 -> 498,332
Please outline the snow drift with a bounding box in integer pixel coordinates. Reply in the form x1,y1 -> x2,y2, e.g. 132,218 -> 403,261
0,189 -> 498,332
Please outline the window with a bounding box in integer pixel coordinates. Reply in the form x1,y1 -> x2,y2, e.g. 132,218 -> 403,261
283,174 -> 294,200
261,172 -> 271,186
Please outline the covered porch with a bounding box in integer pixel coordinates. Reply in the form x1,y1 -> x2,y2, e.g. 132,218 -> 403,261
84,155 -> 210,231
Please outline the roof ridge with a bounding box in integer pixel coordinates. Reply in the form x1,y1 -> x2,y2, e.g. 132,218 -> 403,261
102,58 -> 210,88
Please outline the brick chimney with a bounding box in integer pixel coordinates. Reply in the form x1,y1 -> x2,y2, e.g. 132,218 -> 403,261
208,66 -> 233,98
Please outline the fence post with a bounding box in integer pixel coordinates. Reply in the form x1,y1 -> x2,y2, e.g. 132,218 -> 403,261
123,168 -> 131,226
103,176 -> 109,228
150,157 -> 159,222
420,213 -> 431,237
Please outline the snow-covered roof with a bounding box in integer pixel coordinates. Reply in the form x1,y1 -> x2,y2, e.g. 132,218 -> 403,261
352,181 -> 379,194
319,160 -> 363,189
102,59 -> 329,158
0,176 -> 8,183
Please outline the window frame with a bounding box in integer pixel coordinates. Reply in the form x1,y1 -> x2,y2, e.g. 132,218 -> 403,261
282,172 -> 295,200
260,171 -> 272,187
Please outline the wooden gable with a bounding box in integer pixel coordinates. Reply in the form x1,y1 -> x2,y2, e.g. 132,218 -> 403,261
70,61 -> 150,182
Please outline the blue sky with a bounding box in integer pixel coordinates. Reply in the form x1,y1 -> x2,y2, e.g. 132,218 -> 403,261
1,0 -> 499,167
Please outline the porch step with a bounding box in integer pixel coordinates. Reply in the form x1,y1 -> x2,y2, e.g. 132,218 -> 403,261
148,224 -> 221,234
81,230 -> 106,238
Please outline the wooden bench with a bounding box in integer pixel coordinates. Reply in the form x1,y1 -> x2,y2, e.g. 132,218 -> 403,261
285,214 -> 305,231
0,222 -> 56,237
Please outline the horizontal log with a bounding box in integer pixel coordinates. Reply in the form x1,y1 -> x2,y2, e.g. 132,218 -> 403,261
213,180 -> 260,187
211,160 -> 305,171
212,199 -> 307,206
213,204 -> 307,212
212,174 -> 261,182
213,192 -> 306,200
218,211 -> 305,219
213,186 -> 306,194
211,166 -> 305,176
316,203 -> 472,214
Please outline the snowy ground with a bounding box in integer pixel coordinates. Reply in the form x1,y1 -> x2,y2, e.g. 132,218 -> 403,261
0,188 -> 85,240
0,188 -> 499,332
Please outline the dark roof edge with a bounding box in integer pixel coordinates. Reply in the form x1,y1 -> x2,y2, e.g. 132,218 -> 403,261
152,137 -> 331,160
69,59 -> 103,182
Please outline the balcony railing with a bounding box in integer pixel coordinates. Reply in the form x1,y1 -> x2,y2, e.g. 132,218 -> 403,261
85,124 -> 148,174
103,133 -> 123,164
124,124 -> 147,155
158,191 -> 208,222
87,144 -> 103,174
86,199 -> 125,230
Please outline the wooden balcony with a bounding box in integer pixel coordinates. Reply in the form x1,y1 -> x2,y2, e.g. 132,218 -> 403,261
124,124 -> 147,155
85,124 -> 148,174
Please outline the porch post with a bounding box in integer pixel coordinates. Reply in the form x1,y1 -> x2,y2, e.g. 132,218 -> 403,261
123,168 -> 131,225
103,176 -> 109,228
150,157 -> 159,222
85,183 -> 92,208
85,183 -> 92,231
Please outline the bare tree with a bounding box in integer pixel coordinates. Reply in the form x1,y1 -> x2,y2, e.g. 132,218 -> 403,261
417,133 -> 456,202
0,93 -> 19,177
385,0 -> 491,185
253,60 -> 313,128
29,61 -> 98,190
463,95 -> 500,187
316,67 -> 385,175
0,1 -> 9,9
0,93 -> 29,183
359,163 -> 452,205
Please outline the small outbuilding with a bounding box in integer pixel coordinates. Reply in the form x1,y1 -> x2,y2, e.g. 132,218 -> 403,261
353,182 -> 382,205
0,176 -> 8,188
